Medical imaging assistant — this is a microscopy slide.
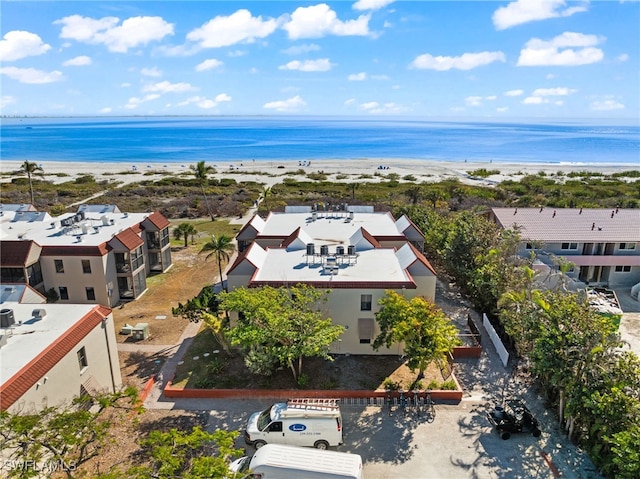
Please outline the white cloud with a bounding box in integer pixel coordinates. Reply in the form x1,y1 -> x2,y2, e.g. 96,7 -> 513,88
496,107 -> 509,112
0,66 -> 63,84
141,67 -> 162,77
99,107 -> 112,114
283,4 -> 370,40
215,93 -> 232,102
531,87 -> 576,96
486,95 -> 497,101
590,99 -> 624,111
371,74 -> 389,80
522,86 -> 576,104
348,72 -> 367,81
63,55 -> 92,66
120,82 -> 132,88
505,89 -> 524,96
617,53 -> 629,62
281,43 -> 321,55
0,31 -> 51,62
344,98 -> 357,105
1,96 -> 16,108
410,51 -> 506,70
353,0 -> 395,11
125,93 -> 161,109
263,95 -> 307,112
517,32 -> 604,66
195,59 -> 224,71
228,50 -> 247,57
546,73 -> 556,79
55,15 -> 174,53
278,58 -> 334,72
187,9 -> 279,48
142,81 -> 196,93
359,101 -> 407,114
493,0 -> 588,30
465,96 -> 483,107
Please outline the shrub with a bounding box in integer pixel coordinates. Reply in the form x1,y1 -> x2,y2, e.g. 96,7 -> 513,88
383,378 -> 401,390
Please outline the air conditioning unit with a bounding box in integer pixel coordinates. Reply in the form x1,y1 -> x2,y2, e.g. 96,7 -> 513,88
0,309 -> 15,328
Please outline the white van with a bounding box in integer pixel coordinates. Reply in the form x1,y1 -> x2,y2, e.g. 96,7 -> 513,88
230,443 -> 364,479
244,398 -> 343,449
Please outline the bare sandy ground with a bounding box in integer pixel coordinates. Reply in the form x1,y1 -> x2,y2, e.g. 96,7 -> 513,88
0,158 -> 631,188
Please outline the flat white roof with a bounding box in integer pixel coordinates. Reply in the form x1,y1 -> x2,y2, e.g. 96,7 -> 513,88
0,304 -> 99,384
1,211 -> 152,246
252,246 -> 413,285
258,212 -> 404,243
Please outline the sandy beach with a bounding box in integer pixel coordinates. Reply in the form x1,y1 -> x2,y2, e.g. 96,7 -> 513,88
0,159 -> 633,189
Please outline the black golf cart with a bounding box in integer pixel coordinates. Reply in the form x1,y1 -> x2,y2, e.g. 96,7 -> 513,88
487,399 -> 542,440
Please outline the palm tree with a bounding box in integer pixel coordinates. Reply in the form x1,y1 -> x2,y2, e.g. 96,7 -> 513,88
199,234 -> 235,290
173,223 -> 198,247
20,160 -> 44,205
260,186 -> 271,211
347,182 -> 359,200
190,161 -> 215,221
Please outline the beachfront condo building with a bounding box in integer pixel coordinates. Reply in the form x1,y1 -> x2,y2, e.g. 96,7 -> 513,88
487,207 -> 640,296
0,298 -> 122,412
228,206 -> 436,355
0,204 -> 172,307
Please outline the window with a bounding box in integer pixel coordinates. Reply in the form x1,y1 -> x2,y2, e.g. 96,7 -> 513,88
615,265 -> 632,273
59,286 -> 69,300
27,262 -> 43,286
131,246 -> 144,271
620,243 -> 636,250
360,294 -> 372,311
561,242 -> 578,250
525,243 -> 533,250
85,287 -> 96,301
77,347 -> 88,370
55,259 -> 64,273
358,318 -> 374,344
81,260 -> 91,274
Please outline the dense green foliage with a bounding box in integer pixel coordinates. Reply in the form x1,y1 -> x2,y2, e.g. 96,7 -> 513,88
373,291 -> 461,379
0,388 -> 140,479
173,222 -> 198,247
398,205 -> 640,478
219,284 -> 344,383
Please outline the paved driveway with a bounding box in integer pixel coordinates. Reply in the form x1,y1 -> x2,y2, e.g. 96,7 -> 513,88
195,336 -> 602,479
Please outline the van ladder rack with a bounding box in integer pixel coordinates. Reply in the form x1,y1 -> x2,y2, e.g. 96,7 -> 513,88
287,398 -> 340,410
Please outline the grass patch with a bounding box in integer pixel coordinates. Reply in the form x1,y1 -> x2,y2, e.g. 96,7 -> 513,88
467,168 -> 500,178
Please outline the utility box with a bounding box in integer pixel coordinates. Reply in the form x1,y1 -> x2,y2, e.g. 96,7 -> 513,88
132,323 -> 150,340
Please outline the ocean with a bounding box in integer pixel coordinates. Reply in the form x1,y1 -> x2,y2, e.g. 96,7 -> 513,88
1,116 -> 638,166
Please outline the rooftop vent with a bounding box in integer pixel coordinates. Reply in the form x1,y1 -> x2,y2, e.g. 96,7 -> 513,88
306,243 -> 315,255
348,245 -> 356,255
76,235 -> 83,243
32,308 -> 47,319
336,246 -> 345,255
109,219 -> 115,225
61,217 -> 74,227
0,308 -> 15,328
101,215 -> 109,226
320,245 -> 329,256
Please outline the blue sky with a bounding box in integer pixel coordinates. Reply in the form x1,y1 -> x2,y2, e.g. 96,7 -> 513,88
1,0 -> 638,119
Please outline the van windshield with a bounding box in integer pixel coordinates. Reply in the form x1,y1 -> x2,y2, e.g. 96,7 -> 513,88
257,406 -> 272,430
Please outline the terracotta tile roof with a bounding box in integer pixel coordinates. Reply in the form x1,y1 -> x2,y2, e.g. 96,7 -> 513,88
145,211 -> 170,230
0,305 -> 112,411
113,228 -> 144,251
0,241 -> 38,267
249,280 -> 417,289
41,244 -> 109,256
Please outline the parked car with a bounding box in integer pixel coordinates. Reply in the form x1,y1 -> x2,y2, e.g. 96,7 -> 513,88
245,398 -> 343,449
230,443 -> 364,479
487,399 -> 541,440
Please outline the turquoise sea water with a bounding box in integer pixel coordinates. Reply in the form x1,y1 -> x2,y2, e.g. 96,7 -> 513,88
1,116 -> 638,166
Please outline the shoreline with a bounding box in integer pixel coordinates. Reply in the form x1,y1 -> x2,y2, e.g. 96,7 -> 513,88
0,158 -> 634,188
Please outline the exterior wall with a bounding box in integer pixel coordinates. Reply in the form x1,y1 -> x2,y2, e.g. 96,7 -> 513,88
407,263 -> 436,301
255,238 -> 285,249
40,255 -> 111,306
377,240 -> 407,249
326,288 -> 415,355
8,314 -> 122,413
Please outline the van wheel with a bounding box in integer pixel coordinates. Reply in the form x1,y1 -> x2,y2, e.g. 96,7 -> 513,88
314,440 -> 329,450
254,440 -> 267,449
532,428 -> 542,438
500,431 -> 511,440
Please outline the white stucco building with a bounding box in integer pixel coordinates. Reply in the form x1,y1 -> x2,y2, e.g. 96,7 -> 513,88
0,302 -> 122,412
0,204 -> 172,307
228,206 -> 437,355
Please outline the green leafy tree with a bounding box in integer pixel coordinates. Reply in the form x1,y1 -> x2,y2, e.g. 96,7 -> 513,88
173,222 -> 198,247
199,235 -> 235,290
191,161 -> 216,221
373,291 -> 461,379
121,427 -> 244,479
0,388 -> 140,479
20,160 -> 44,205
219,284 -> 344,382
